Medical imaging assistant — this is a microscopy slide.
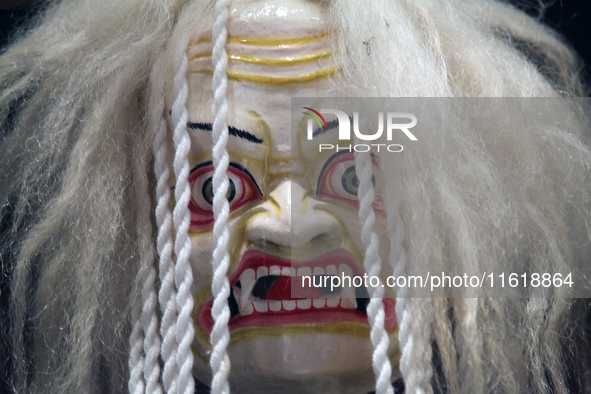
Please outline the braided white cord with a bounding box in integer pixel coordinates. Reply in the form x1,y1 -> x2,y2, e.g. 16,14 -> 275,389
139,125 -> 164,394
140,247 -> 163,394
129,294 -> 146,394
387,206 -> 433,394
153,111 -> 179,393
354,149 -> 393,394
210,1 -> 232,394
171,36 -> 195,394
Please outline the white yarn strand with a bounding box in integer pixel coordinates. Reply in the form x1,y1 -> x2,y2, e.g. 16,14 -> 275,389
128,294 -> 146,394
154,112 -> 179,393
140,113 -> 165,394
140,251 -> 163,394
171,36 -> 196,394
389,209 -> 412,392
388,205 -> 433,394
354,148 -> 394,394
210,1 -> 233,394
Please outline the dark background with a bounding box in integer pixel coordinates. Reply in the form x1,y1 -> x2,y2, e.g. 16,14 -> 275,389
1,0 -> 590,89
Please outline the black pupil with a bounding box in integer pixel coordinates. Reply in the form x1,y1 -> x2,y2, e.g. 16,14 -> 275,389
202,177 -> 236,205
341,166 -> 376,196
341,167 -> 359,196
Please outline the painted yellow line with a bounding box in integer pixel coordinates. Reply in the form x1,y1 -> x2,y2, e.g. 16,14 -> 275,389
189,51 -> 333,66
189,67 -> 337,86
191,32 -> 330,47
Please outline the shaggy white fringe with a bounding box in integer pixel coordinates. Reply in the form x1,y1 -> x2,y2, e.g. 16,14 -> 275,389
0,1 -> 590,394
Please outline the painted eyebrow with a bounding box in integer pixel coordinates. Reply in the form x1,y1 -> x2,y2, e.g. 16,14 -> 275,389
312,116 -> 353,137
187,122 -> 264,144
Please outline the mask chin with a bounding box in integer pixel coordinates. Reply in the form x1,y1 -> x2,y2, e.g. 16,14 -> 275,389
193,331 -> 400,394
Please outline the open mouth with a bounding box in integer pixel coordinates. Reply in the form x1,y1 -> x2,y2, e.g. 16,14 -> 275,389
197,249 -> 397,334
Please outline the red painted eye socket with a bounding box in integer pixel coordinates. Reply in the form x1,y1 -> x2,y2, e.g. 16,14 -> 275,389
317,152 -> 384,213
188,162 -> 263,230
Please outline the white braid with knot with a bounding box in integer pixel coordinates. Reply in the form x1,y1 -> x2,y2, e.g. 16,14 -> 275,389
171,35 -> 196,394
128,292 -> 145,394
154,109 -> 179,393
354,147 -> 393,394
210,1 -> 233,393
388,204 -> 433,394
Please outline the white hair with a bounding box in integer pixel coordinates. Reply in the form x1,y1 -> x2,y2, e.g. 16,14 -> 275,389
0,0 -> 590,393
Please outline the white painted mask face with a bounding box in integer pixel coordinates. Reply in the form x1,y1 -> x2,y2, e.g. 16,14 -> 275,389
169,1 -> 399,392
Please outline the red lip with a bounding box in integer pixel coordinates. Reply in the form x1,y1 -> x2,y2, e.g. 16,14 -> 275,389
197,249 -> 397,334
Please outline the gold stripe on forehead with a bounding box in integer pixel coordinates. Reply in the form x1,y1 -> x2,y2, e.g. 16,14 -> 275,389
188,32 -> 335,85
190,32 -> 330,48
189,67 -> 336,86
189,50 -> 333,66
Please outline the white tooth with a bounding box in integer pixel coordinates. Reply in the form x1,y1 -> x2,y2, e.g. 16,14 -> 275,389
340,297 -> 357,309
341,283 -> 357,310
313,298 -> 326,308
239,269 -> 256,311
256,266 -> 269,280
327,297 -> 340,308
282,300 -> 296,311
297,267 -> 312,277
339,264 -> 353,277
297,299 -> 311,309
269,300 -> 282,312
233,286 -> 241,300
313,267 -> 325,276
326,265 -> 338,276
341,281 -> 356,301
241,302 -> 254,316
253,300 -> 268,313
269,265 -> 281,276
282,267 -> 295,277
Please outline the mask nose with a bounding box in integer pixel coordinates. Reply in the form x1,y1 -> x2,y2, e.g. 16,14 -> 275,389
245,180 -> 342,250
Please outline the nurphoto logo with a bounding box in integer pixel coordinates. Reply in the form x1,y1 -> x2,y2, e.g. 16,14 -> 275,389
303,107 -> 418,153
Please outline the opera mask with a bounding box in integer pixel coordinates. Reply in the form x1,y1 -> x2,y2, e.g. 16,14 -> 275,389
167,1 -> 399,392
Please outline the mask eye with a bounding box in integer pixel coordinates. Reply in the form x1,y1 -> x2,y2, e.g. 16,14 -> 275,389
317,152 -> 383,213
200,177 -> 236,206
188,161 -> 262,230
340,166 -> 361,196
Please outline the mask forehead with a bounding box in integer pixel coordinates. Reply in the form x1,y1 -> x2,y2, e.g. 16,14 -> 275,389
184,0 -> 337,159
227,0 -> 328,35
